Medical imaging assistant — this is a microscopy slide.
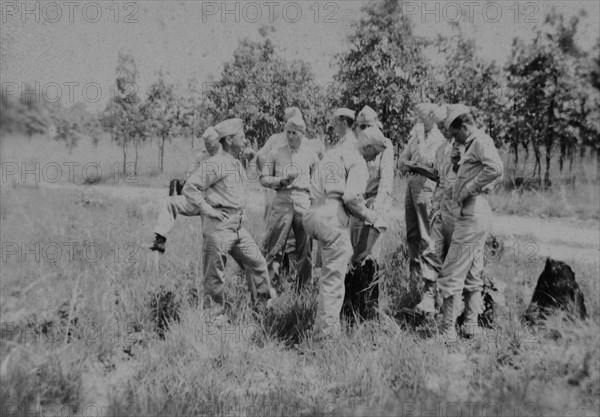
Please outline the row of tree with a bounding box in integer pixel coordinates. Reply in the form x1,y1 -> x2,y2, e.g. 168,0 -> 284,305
1,1 -> 598,183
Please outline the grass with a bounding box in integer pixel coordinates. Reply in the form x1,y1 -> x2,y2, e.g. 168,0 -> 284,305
1,185 -> 598,417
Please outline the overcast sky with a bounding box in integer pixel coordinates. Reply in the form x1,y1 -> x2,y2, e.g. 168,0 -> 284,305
1,0 -> 598,111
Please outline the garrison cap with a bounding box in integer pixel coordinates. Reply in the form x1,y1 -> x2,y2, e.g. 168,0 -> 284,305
356,106 -> 378,125
357,126 -> 387,149
284,107 -> 302,121
333,108 -> 356,120
444,104 -> 471,131
214,118 -> 244,139
415,102 -> 438,118
285,116 -> 306,134
201,126 -> 219,143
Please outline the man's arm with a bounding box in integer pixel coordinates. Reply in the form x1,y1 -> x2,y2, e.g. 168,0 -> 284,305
259,151 -> 285,188
466,135 -> 504,195
373,141 -> 395,211
182,161 -> 221,214
342,153 -> 380,226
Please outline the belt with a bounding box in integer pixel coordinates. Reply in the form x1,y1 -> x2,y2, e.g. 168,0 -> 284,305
277,188 -> 310,195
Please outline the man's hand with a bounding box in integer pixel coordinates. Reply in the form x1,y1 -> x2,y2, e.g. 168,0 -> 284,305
457,182 -> 477,205
204,207 -> 226,221
372,213 -> 388,233
279,173 -> 298,188
240,148 -> 256,163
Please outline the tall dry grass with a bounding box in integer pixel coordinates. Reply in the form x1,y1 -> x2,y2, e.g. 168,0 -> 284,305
1,183 -> 598,416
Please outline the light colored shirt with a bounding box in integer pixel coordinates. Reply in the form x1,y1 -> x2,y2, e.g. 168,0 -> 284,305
453,129 -> 503,203
432,139 -> 462,212
311,134 -> 377,224
185,149 -> 210,178
257,132 -> 323,168
260,142 -> 319,192
366,137 -> 395,209
399,123 -> 446,169
183,150 -> 246,213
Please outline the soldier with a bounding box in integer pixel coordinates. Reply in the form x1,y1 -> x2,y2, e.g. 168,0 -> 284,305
259,116 -> 319,291
436,106 -> 503,340
149,127 -> 219,253
183,118 -> 276,308
414,104 -> 463,316
303,109 -> 386,342
351,106 -> 395,264
342,106 -> 395,321
399,103 -> 446,279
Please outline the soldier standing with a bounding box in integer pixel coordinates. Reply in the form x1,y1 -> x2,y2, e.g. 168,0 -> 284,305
398,103 -> 446,279
183,118 -> 276,308
436,107 -> 503,340
303,109 -> 386,342
259,116 -> 319,291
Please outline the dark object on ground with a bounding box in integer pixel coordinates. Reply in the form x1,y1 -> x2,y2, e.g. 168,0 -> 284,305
484,234 -> 504,265
169,179 -> 186,196
342,259 -> 379,323
149,290 -> 181,339
149,233 -> 166,253
524,258 -> 587,322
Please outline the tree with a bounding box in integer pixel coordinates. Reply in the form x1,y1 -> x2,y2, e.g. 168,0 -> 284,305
206,26 -> 330,148
429,24 -> 506,147
504,9 -> 593,185
333,0 -> 431,146
142,71 -> 180,173
104,50 -> 143,173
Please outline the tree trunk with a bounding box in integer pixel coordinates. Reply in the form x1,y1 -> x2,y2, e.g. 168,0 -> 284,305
134,137 -> 139,175
160,135 -> 166,173
559,138 -> 565,173
569,146 -> 574,172
544,149 -> 551,188
122,140 -> 127,173
513,139 -> 519,166
597,147 -> 600,184
534,147 -> 541,180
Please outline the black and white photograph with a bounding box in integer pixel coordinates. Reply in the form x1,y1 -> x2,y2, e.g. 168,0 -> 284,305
1,0 -> 599,415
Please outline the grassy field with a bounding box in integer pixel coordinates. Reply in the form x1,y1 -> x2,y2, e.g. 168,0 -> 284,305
1,133 -> 599,416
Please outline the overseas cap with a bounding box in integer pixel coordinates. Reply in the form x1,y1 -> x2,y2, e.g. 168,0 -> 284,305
201,126 -> 219,143
214,118 -> 244,139
444,104 -> 471,131
333,108 -> 356,120
284,107 -> 302,121
285,116 -> 306,134
357,125 -> 387,149
356,106 -> 378,125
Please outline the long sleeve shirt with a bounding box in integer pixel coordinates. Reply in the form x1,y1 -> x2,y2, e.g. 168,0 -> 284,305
365,137 -> 395,210
432,139 -> 463,213
399,123 -> 446,169
311,134 -> 378,224
183,150 -> 246,213
185,149 -> 211,178
259,142 -> 319,192
453,129 -> 503,203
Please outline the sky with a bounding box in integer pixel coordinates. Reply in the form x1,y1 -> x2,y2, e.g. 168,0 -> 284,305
1,0 -> 598,111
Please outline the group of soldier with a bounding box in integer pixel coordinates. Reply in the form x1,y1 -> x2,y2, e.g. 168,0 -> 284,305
147,101 -> 503,343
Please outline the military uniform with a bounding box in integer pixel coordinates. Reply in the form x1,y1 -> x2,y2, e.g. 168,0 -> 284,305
260,125 -> 319,290
303,126 -> 383,341
399,122 -> 445,276
437,125 -> 503,338
183,120 -> 273,305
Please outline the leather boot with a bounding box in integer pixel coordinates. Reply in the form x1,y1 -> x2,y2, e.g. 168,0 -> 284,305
461,290 -> 483,338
